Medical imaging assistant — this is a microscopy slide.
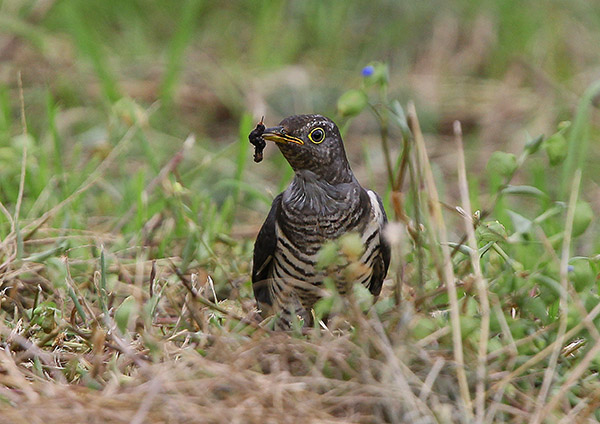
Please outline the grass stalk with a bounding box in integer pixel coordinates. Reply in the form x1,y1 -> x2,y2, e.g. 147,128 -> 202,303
160,0 -> 204,103
484,298 -> 520,424
407,102 -> 473,417
0,124 -> 137,254
113,134 -> 194,232
406,126 -> 426,296
64,4 -> 120,102
171,261 -> 265,332
560,80 -> 600,198
531,169 -> 580,423
455,120 -> 490,423
536,228 -> 600,341
379,113 -> 395,190
545,340 -> 600,420
491,286 -> 600,392
14,72 -> 28,261
98,248 -> 109,316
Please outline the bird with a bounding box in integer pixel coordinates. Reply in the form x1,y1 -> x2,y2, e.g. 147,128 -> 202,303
251,114 -> 390,327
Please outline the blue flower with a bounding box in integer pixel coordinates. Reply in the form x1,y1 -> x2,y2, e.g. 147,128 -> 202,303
361,65 -> 374,77
568,265 -> 574,272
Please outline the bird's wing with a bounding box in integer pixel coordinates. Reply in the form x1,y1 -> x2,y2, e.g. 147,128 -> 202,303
252,193 -> 283,306
366,190 -> 391,296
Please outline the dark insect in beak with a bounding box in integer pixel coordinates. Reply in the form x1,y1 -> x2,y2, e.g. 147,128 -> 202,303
248,116 -> 266,163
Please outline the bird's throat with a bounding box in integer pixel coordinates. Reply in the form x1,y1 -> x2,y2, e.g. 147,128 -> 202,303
283,171 -> 361,215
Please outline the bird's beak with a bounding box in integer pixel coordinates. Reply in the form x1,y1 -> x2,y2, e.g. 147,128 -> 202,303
262,126 -> 304,145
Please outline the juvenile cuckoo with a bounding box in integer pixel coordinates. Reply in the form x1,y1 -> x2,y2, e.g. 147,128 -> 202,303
252,114 -> 390,325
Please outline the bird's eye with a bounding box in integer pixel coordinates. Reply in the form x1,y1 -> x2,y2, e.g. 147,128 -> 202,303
308,127 -> 325,144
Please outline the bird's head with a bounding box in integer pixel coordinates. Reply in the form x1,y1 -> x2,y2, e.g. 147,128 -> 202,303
262,114 -> 353,184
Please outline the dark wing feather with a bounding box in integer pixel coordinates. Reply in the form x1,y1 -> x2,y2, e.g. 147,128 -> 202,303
367,192 -> 391,296
252,194 -> 282,305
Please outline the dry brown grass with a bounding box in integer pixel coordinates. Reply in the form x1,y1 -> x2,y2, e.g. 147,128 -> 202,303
0,283 -> 463,424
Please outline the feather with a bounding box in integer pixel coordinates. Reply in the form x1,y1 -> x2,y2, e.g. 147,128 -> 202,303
252,194 -> 282,306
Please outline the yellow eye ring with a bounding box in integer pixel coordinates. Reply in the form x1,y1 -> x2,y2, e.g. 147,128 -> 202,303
308,127 -> 325,144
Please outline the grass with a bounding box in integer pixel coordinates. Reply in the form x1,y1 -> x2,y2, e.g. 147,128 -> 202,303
1,0 -> 600,422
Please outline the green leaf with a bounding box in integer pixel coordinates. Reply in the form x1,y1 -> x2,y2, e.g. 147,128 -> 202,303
390,100 -> 411,140
584,296 -> 600,327
412,317 -> 437,340
23,240 -> 69,263
501,185 -> 547,198
32,301 -> 61,334
524,134 -> 544,154
374,297 -> 395,316
337,89 -> 368,117
460,316 -> 479,338
352,283 -> 374,311
339,232 -> 364,261
521,297 -> 549,323
317,241 -> 340,269
560,80 -> 600,198
181,224 -> 198,272
572,200 -> 593,237
446,242 -> 473,256
570,260 -> 595,292
115,296 -> 138,334
507,210 -> 532,235
314,295 -> 335,318
478,241 -> 495,256
476,221 -> 508,243
487,151 -> 517,178
533,274 -> 563,304
544,132 -> 568,166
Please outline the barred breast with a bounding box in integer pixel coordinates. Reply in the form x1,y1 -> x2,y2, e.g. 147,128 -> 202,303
267,188 -> 386,319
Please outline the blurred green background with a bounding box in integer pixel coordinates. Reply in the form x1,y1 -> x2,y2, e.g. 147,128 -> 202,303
4,0 -> 600,132
1,0 -> 599,257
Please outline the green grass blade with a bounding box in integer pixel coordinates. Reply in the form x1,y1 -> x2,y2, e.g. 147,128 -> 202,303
63,4 -> 121,102
560,80 -> 600,199
99,249 -> 108,315
234,113 -> 252,201
159,0 -> 205,103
